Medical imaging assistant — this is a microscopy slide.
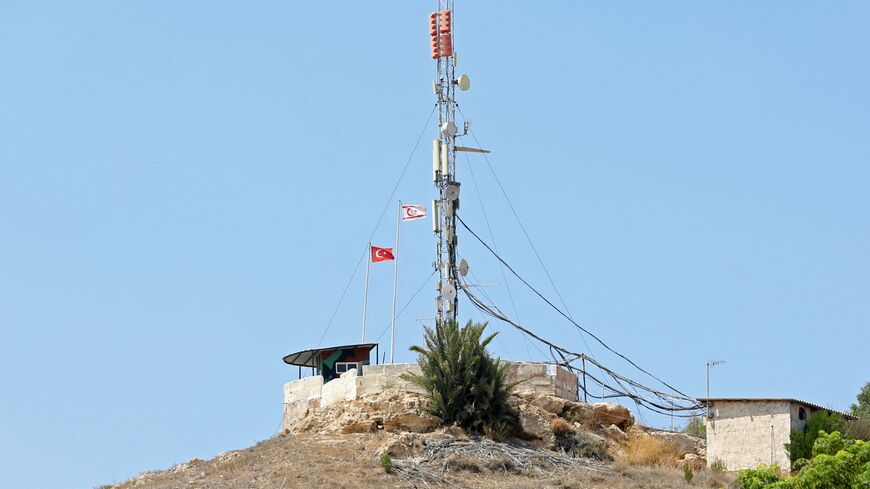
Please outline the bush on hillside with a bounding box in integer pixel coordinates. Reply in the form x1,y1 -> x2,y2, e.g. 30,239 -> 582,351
735,464 -> 783,489
785,410 -> 845,463
403,319 -> 516,435
811,430 -> 853,457
850,382 -> 870,419
737,432 -> 870,488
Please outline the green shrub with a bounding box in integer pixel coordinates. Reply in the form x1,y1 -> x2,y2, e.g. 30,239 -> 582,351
402,320 -> 516,435
811,430 -> 853,457
791,458 -> 809,472
710,459 -> 727,472
792,440 -> 869,488
786,410 -> 845,463
736,465 -> 782,489
682,462 -> 694,483
736,439 -> 870,488
380,451 -> 392,473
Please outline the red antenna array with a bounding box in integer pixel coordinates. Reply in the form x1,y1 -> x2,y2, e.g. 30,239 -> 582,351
428,9 -> 453,59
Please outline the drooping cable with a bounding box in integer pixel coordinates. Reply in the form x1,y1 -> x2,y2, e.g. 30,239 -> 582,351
462,283 -> 697,413
456,213 -> 698,405
462,284 -> 701,415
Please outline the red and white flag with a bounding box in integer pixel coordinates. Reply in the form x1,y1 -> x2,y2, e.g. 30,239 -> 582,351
402,204 -> 427,221
371,245 -> 395,263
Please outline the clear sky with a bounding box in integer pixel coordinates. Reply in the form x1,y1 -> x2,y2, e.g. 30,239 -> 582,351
2,2 -> 868,488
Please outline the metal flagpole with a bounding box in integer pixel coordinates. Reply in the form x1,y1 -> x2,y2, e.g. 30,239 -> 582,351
361,242 -> 371,343
390,200 -> 402,363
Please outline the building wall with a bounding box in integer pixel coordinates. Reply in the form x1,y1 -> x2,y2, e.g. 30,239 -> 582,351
282,375 -> 323,428
789,402 -> 816,433
282,361 -> 579,430
505,363 -> 579,402
321,368 -> 359,406
706,400 -> 792,471
356,364 -> 425,397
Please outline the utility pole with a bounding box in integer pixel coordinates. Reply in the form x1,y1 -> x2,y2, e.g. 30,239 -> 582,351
706,359 -> 726,418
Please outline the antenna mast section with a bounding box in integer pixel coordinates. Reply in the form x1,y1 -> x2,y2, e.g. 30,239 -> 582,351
430,1 -> 467,325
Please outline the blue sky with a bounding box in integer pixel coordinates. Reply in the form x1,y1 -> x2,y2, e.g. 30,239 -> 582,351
1,2 -> 868,488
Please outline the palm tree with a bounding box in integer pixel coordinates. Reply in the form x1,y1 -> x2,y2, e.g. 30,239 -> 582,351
403,319 -> 516,435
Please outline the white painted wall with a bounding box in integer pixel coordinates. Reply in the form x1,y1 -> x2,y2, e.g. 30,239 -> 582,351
706,400 -> 792,471
321,368 -> 358,405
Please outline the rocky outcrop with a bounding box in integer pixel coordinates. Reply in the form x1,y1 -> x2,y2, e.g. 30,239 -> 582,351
603,423 -> 628,442
286,387 -> 637,463
647,430 -> 706,457
514,403 -> 557,442
591,403 -> 634,431
287,391 -> 440,434
378,432 -> 427,458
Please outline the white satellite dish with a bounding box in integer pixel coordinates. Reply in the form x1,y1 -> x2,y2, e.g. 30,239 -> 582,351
459,259 -> 469,277
444,183 -> 460,201
457,74 -> 471,91
440,121 -> 457,138
441,282 -> 457,302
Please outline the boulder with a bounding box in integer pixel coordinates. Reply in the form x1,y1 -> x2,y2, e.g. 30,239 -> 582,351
562,401 -> 597,426
648,431 -> 703,456
383,412 -> 440,433
591,403 -> 634,431
682,453 -> 706,471
340,419 -> 378,434
379,432 -> 426,458
531,395 -> 567,415
514,404 -> 557,442
603,423 -> 628,442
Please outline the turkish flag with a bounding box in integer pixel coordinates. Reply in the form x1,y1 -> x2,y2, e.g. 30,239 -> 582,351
371,246 -> 395,263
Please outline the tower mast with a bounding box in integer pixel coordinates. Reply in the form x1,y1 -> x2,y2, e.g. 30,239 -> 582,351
430,1 -> 461,325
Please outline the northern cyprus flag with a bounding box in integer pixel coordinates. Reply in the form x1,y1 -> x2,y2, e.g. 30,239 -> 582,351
402,204 -> 427,221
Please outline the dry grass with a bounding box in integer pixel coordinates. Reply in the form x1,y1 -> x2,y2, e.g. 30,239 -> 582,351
619,434 -> 682,467
550,417 -> 574,434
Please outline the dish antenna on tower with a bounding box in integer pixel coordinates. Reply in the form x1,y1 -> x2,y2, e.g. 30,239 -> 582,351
456,74 -> 471,91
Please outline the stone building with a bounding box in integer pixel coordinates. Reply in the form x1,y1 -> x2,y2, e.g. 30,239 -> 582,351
700,398 -> 858,472
281,343 -> 581,431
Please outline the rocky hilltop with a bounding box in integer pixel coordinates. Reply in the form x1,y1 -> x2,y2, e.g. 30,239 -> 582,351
109,389 -> 730,489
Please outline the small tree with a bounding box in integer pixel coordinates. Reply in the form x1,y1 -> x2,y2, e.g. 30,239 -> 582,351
850,382 -> 870,419
682,416 -> 706,439
403,319 -> 516,435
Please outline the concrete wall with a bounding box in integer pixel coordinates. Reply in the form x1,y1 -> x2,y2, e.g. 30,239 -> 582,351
282,361 -> 579,430
789,402 -> 819,434
706,400 -> 792,471
282,375 -> 323,429
356,364 -> 425,397
554,364 -> 580,401
505,363 -> 579,402
321,368 -> 358,406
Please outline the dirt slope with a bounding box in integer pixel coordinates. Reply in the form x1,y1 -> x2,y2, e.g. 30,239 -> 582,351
108,391 -> 734,488
109,431 -> 733,489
